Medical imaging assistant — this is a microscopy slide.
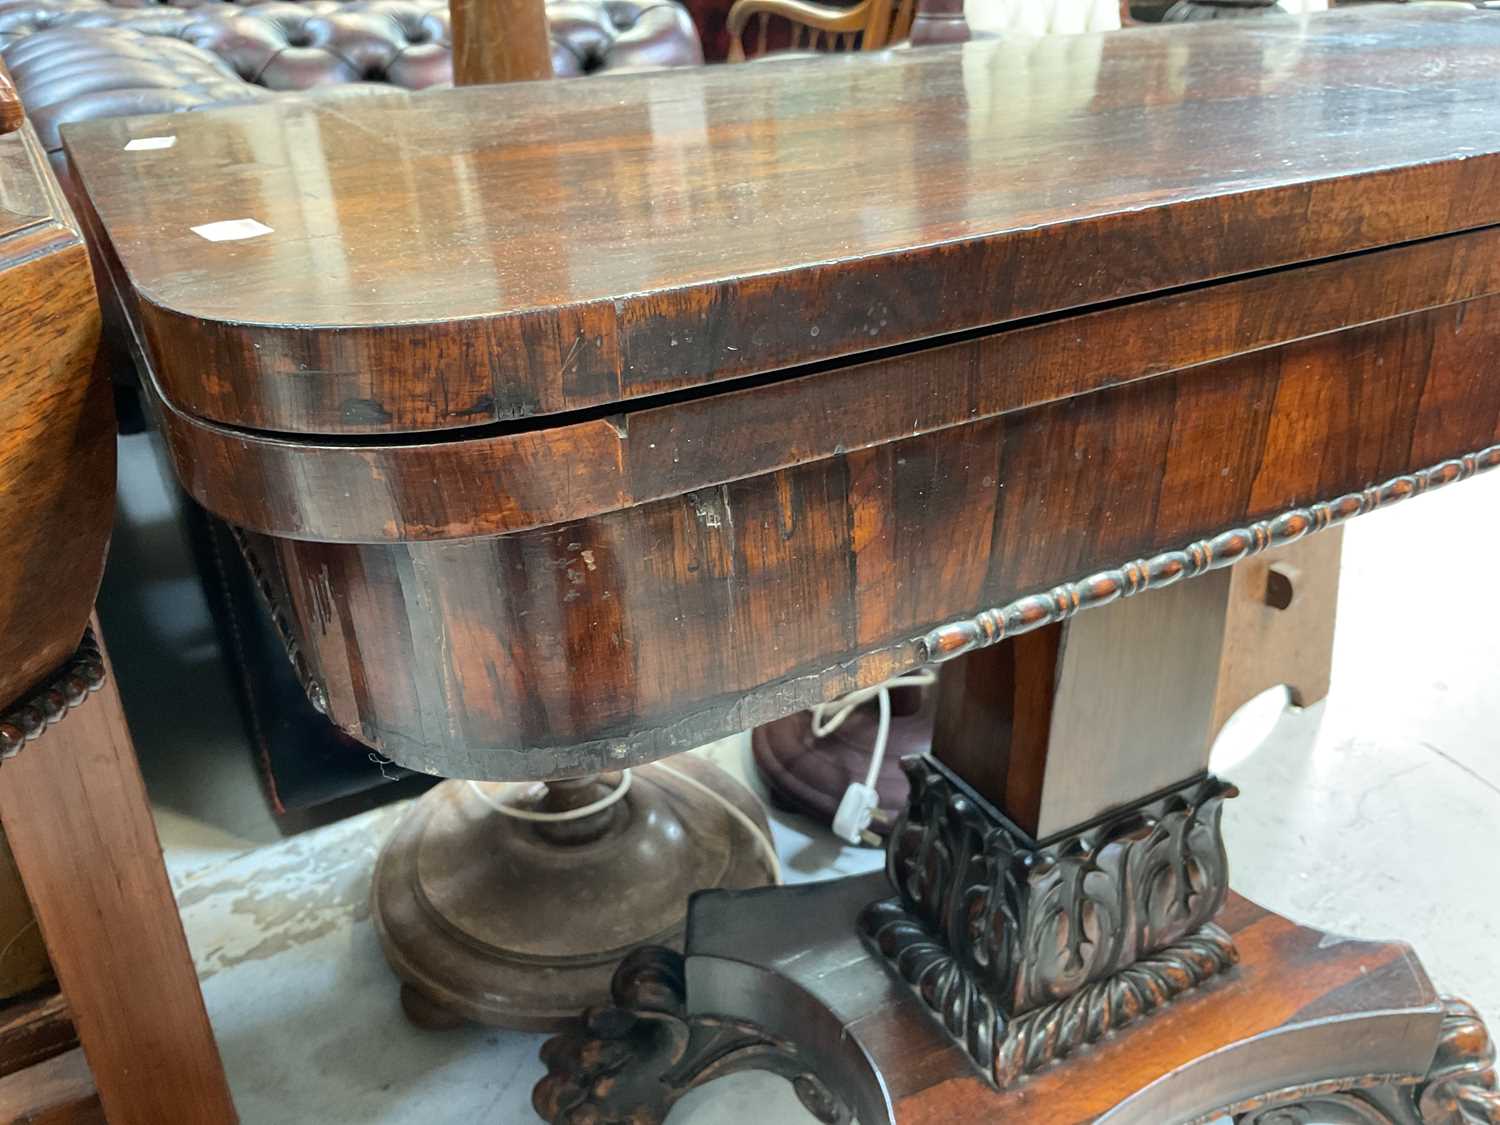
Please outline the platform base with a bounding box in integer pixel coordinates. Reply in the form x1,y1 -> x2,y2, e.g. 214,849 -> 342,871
536,872 -> 1500,1124
373,756 -> 775,1032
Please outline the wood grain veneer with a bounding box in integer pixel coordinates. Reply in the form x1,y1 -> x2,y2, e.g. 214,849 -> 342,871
62,10 -> 1500,436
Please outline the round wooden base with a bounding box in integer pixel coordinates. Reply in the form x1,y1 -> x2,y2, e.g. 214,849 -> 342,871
372,756 -> 775,1032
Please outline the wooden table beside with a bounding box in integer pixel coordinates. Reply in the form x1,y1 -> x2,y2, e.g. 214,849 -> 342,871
64,9 -> 1500,1120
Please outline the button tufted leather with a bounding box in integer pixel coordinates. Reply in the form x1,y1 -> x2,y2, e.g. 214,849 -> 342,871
0,0 -> 704,156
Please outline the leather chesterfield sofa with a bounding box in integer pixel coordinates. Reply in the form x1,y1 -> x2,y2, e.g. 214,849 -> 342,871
2,0 -> 702,176
0,0 -> 703,812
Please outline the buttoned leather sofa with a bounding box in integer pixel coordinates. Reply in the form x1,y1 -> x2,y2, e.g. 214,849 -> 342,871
0,0 -> 703,812
2,0 -> 702,180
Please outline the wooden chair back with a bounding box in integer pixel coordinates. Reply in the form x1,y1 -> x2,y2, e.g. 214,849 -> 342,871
727,0 -> 922,60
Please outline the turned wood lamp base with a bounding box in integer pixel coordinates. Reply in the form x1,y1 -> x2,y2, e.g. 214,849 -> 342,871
373,756 -> 775,1032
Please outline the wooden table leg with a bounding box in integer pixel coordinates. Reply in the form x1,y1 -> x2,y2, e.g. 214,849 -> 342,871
0,623 -> 236,1125
536,572 -> 1500,1123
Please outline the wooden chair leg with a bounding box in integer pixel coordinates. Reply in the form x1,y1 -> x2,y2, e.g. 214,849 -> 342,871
0,621 -> 236,1124
1212,524 -> 1343,737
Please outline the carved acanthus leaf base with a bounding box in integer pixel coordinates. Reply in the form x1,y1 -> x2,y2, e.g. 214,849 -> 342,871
533,946 -> 850,1125
863,895 -> 1236,1086
859,756 -> 1239,1087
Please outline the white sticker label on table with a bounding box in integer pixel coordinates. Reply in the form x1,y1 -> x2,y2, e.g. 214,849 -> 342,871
124,136 -> 176,151
190,219 -> 274,243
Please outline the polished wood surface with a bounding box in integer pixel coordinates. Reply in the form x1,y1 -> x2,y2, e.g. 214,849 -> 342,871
933,570 -> 1232,839
683,878 -> 1449,1124
135,223 -> 1500,543
247,290 -> 1500,777
451,0 -> 554,85
0,628 -> 237,1125
63,9 -> 1500,436
67,10 -> 1500,783
0,994 -> 77,1080
0,125 -> 112,707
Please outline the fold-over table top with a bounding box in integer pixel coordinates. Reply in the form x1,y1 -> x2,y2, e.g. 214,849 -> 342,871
64,8 -> 1500,438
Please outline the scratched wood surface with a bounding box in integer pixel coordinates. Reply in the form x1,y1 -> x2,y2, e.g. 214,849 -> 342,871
65,9 -> 1500,780
133,225 -> 1500,543
62,9 -> 1500,436
249,289 -> 1500,778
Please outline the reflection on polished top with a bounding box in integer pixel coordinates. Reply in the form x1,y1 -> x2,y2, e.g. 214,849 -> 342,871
63,8 -> 1500,436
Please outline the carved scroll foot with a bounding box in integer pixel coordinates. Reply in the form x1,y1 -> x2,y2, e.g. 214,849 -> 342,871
533,946 -> 850,1125
1229,996 -> 1500,1125
1416,997 -> 1500,1124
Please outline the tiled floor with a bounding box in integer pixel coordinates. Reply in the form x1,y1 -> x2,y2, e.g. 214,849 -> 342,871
99,434 -> 1500,1124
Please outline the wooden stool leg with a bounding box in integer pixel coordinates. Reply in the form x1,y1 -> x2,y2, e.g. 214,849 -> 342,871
0,623 -> 236,1124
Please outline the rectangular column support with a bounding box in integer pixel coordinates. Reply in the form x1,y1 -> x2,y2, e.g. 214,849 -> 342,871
862,573 -> 1243,1086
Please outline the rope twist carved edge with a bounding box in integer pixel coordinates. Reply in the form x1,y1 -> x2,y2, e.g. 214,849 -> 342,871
0,628 -> 106,759
921,445 -> 1500,663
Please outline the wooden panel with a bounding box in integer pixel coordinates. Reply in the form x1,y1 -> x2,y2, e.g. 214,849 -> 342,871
930,570 -> 1232,840
928,626 -> 1061,835
0,1047 -> 103,1125
0,126 -> 111,708
0,994 -> 76,1080
1039,568 -> 1232,838
62,10 -> 1500,434
136,222 -> 1500,542
0,628 -> 237,1124
1211,526 -> 1344,735
263,295 -> 1500,778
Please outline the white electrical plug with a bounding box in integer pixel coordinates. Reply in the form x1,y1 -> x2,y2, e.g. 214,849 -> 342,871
833,782 -> 880,846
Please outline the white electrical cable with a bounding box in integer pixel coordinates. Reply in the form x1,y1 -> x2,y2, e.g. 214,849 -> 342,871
812,669 -> 937,845
466,762 -> 783,885
653,761 -> 783,885
466,769 -> 633,822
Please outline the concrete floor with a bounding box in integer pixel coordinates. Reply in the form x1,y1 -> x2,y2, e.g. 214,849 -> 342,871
98,433 -> 1500,1124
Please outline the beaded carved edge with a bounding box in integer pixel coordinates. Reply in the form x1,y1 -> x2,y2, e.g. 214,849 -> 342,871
0,629 -> 107,760
919,444 -> 1500,664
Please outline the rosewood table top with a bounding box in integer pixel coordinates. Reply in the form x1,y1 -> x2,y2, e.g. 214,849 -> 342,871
64,8 -> 1500,436
61,9 -> 1500,779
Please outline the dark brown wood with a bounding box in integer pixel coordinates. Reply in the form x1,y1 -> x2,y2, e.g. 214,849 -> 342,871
0,124 -> 112,709
538,873 -> 1494,1123
0,1047 -> 103,1125
0,628 -> 237,1125
0,993 -> 77,1080
932,571 -> 1232,839
62,21 -> 1500,1117
62,10 -> 1500,436
130,222 -> 1500,544
372,756 -> 776,1031
450,0 -> 554,85
232,294 -> 1500,779
927,627 -> 1059,835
